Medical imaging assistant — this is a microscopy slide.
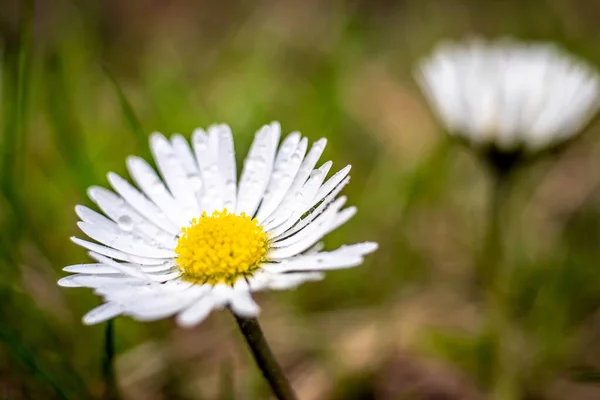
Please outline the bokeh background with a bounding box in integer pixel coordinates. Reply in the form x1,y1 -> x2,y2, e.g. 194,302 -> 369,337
3,0 -> 600,399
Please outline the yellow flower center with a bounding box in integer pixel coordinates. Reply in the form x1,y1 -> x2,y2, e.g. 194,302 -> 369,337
175,209 -> 269,285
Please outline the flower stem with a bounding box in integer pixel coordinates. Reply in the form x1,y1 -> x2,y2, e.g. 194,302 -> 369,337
480,168 -> 511,293
482,167 -> 518,400
233,314 -> 297,400
102,319 -> 120,400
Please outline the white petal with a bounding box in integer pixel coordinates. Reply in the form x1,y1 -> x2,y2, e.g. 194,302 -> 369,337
127,156 -> 189,227
216,124 -> 237,210
123,284 -> 207,321
82,303 -> 124,325
264,242 -> 378,272
255,134 -> 306,222
150,133 -> 201,218
76,204 -> 177,250
270,219 -> 377,259
417,46 -> 465,133
176,296 -> 216,327
169,133 -> 205,210
88,252 -> 159,281
64,263 -> 118,274
77,222 -> 175,258
96,283 -> 157,302
96,279 -> 192,303
192,126 -> 229,213
248,271 -> 324,291
143,271 -> 181,281
314,165 -> 351,205
230,290 -> 260,318
329,241 -> 379,256
170,133 -> 200,174
88,185 -> 178,248
268,223 -> 332,259
64,262 -> 175,274
58,274 -> 144,289
107,172 -> 179,235
236,122 -> 280,216
71,237 -> 170,265
58,275 -> 87,287
275,176 -> 349,240
88,186 -> 175,247
305,242 -> 325,254
263,160 -> 332,234
264,138 -> 327,224
210,283 -> 235,308
262,257 -> 363,272
126,299 -> 188,321
75,205 -> 115,230
323,206 -> 357,235
272,196 -> 346,248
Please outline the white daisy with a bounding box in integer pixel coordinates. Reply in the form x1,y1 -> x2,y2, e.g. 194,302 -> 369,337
59,122 -> 377,327
415,38 -> 600,152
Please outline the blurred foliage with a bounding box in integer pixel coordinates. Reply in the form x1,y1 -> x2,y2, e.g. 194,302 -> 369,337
2,0 -> 600,399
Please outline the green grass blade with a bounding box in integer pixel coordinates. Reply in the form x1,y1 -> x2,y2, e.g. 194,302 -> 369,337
43,50 -> 97,186
102,64 -> 149,156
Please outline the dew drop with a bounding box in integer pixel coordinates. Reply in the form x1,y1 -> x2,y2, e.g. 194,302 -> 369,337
118,215 -> 134,231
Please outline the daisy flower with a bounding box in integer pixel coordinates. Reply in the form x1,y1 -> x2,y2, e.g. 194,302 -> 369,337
59,122 -> 377,327
415,38 -> 600,153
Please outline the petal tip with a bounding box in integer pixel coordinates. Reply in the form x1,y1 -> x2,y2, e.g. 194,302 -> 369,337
58,276 -> 79,287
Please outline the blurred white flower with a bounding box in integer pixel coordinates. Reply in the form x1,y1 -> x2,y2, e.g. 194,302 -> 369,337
59,122 -> 377,327
416,38 -> 600,152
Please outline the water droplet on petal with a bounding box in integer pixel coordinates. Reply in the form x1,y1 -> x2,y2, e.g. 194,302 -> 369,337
118,215 -> 134,231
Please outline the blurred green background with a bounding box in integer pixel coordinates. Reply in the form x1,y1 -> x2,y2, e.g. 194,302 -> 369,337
3,0 -> 600,398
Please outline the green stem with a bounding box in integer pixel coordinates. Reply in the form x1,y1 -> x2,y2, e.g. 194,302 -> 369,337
480,169 -> 511,293
482,168 -> 519,400
102,319 -> 120,400
233,314 -> 297,400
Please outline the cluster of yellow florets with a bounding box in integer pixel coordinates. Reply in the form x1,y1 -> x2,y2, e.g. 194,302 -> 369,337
175,209 -> 269,285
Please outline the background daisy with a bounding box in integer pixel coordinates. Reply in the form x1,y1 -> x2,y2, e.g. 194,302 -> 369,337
416,38 -> 600,153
